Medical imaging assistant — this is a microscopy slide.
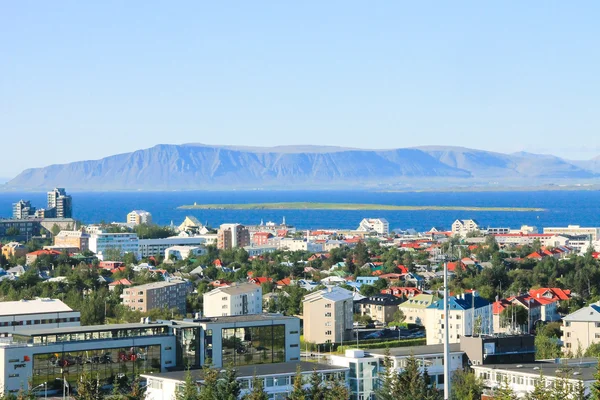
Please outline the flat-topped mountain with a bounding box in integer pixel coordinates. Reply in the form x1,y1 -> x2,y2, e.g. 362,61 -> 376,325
3,144 -> 599,191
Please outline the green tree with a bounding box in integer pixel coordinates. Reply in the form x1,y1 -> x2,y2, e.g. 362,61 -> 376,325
375,348 -> 395,400
493,378 -> 518,400
450,368 -> 483,400
524,373 -> 551,400
243,375 -> 268,400
306,369 -> 325,400
591,356 -> 600,400
500,304 -> 529,330
288,365 -> 307,400
75,371 -> 104,400
198,367 -> 218,400
176,369 -> 199,400
393,355 -> 441,399
216,365 -> 241,400
325,376 -> 350,400
51,224 -> 61,236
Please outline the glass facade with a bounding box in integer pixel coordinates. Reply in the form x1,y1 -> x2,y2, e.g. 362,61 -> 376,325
221,325 -> 285,366
32,345 -> 161,390
175,327 -> 198,368
13,326 -> 169,346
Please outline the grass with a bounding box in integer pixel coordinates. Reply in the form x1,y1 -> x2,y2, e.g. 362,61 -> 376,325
178,202 -> 544,212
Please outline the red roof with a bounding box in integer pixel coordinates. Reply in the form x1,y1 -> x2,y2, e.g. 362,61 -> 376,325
254,232 -> 272,237
250,277 -> 273,285
109,278 -> 132,286
529,287 -> 571,301
276,278 -> 291,286
378,273 -> 404,280
213,259 -> 222,267
110,267 -> 127,274
27,249 -> 62,256
382,287 -> 422,297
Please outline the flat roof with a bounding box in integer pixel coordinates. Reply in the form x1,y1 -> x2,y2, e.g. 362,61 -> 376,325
473,359 -> 598,381
142,361 -> 346,382
0,299 -> 74,317
368,343 -> 462,358
12,322 -> 168,336
180,314 -> 298,325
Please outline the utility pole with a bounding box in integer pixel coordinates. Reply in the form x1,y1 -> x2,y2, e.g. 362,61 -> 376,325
443,259 -> 450,400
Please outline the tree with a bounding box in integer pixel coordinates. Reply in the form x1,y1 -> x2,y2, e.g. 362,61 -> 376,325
591,356 -> 600,400
198,367 -> 218,400
500,305 -> 529,331
325,377 -> 350,400
176,369 -> 199,400
76,371 -> 104,400
493,378 -> 518,400
450,368 -> 483,400
288,365 -> 307,400
216,365 -> 241,400
243,375 -> 268,400
525,373 -> 551,400
375,348 -> 395,400
125,375 -> 146,400
394,355 -> 441,399
51,224 -> 61,236
306,369 -> 325,400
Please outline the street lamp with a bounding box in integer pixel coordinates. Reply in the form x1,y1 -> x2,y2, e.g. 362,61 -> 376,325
31,382 -> 47,399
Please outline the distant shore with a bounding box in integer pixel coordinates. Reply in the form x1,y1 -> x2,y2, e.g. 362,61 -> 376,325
178,202 -> 545,212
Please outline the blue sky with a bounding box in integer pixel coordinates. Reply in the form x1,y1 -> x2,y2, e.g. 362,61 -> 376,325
2,1 -> 599,177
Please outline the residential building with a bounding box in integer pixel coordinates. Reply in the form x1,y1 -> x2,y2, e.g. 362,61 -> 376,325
217,223 -> 250,250
251,231 -> 273,245
53,230 -> 90,251
472,358 -> 597,398
46,188 -> 73,218
25,249 -> 61,265
356,218 -> 390,235
544,225 -> 600,241
561,303 -> 600,355
493,233 -> 570,247
143,361 -> 348,400
0,299 -> 80,336
398,293 -> 435,326
425,292 -> 493,345
278,238 -> 324,252
303,286 -> 354,344
0,219 -> 42,239
493,294 -> 560,334
451,219 -> 480,237
244,244 -> 278,257
127,210 -> 152,225
88,232 -> 139,259
355,294 -> 403,324
138,235 -> 212,258
164,245 -> 206,260
121,280 -> 191,315
1,242 -> 27,260
202,282 -> 262,317
12,200 -> 35,219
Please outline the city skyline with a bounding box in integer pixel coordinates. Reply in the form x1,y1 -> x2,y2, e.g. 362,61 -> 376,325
2,2 -> 600,177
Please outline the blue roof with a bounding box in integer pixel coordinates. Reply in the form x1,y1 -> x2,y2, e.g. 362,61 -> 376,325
427,292 -> 491,311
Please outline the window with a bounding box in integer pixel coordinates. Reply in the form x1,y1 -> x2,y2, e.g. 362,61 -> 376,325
325,303 -> 332,308
325,312 -> 332,317
325,330 -> 332,336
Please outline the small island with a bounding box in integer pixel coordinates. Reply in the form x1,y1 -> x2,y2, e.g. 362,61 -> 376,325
178,202 -> 544,212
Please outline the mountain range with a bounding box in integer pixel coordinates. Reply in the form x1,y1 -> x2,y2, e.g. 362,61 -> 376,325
3,144 -> 600,191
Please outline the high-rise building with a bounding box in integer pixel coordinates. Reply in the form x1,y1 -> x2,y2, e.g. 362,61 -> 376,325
217,223 -> 250,250
127,210 -> 152,225
12,200 -> 36,219
46,188 -> 73,218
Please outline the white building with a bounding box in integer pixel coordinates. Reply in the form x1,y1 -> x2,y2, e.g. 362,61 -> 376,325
127,210 -> 152,225
138,235 -> 213,258
0,299 -> 80,336
425,292 -> 493,345
493,233 -> 569,247
164,245 -> 206,260
472,359 -> 597,398
88,232 -> 139,260
356,218 -> 390,235
278,238 -> 323,252
451,219 -> 480,237
203,282 -> 262,317
302,286 -> 354,344
543,225 -> 600,241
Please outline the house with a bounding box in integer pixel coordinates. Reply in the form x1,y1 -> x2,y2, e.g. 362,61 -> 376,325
493,294 -> 559,334
355,276 -> 380,286
425,292 -> 493,345
529,287 -> 571,302
398,294 -> 435,326
25,249 -> 62,266
252,232 -> 273,246
108,278 -> 133,291
320,276 -> 347,285
355,294 -> 404,324
356,218 -> 389,235
296,280 -> 319,291
249,277 -> 273,286
5,265 -> 27,277
382,287 -> 422,298
1,242 -> 27,260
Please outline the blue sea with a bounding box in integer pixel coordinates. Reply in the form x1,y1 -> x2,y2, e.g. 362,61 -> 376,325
1,190 -> 600,231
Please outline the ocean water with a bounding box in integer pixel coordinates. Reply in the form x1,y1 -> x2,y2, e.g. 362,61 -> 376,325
1,190 -> 600,231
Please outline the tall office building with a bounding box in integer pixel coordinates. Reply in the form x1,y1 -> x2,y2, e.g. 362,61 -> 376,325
46,188 -> 73,218
12,200 -> 36,219
217,223 -> 250,250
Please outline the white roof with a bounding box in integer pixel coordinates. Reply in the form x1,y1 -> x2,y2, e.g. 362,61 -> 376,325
0,298 -> 73,316
207,282 -> 259,296
563,304 -> 600,322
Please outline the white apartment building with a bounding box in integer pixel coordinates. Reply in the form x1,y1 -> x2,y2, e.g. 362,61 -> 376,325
451,219 -> 480,237
493,233 -> 569,247
164,245 -> 206,260
203,282 -> 262,317
88,232 -> 139,260
0,299 -> 80,336
425,292 -> 493,345
278,238 -> 324,252
127,210 -> 152,225
356,218 -> 390,235
303,286 -> 354,344
138,235 -> 212,258
543,225 -> 600,241
561,303 -> 600,355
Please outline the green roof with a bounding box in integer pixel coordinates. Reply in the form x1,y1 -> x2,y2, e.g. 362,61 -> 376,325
398,294 -> 435,309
